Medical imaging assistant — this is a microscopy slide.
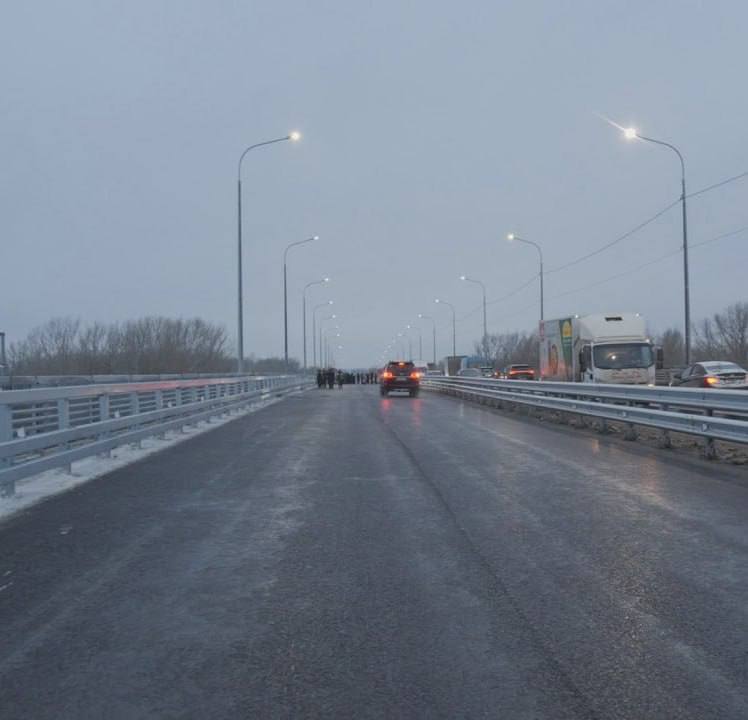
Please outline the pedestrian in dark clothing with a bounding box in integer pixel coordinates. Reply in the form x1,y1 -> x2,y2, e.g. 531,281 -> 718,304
337,370 -> 344,389
326,368 -> 335,389
317,370 -> 324,389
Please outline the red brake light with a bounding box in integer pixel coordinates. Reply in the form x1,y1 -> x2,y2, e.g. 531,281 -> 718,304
704,376 -> 719,386
382,371 -> 394,379
410,371 -> 421,379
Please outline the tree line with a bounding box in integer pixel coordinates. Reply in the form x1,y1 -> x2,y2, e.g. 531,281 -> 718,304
6,316 -> 301,376
473,302 -> 748,370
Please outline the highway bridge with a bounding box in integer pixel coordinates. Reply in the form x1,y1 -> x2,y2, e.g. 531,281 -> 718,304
1,382 -> 747,718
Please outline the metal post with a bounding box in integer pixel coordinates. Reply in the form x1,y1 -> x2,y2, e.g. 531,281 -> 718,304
312,310 -> 317,368
432,325 -> 436,365
236,134 -> 297,375
283,260 -> 288,369
237,178 -> 244,373
682,174 -> 690,365
452,308 -> 456,356
630,134 -> 689,364
302,292 -> 307,371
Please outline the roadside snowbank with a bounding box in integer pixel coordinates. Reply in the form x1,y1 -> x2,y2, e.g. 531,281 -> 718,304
0,393 -> 292,521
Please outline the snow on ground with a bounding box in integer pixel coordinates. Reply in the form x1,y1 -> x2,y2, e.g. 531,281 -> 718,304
0,392 -> 299,522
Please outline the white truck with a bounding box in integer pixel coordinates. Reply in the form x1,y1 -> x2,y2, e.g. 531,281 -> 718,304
539,313 -> 656,384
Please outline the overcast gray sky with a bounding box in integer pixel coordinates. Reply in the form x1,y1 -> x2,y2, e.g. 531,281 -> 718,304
2,1 -> 747,367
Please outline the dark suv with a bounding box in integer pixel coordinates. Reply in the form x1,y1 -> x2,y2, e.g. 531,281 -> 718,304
380,360 -> 420,397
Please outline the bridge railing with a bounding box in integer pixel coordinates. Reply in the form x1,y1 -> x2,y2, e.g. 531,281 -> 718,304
0,375 -> 312,497
422,376 -> 748,453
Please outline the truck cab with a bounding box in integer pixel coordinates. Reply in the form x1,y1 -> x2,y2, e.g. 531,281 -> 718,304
541,314 -> 656,384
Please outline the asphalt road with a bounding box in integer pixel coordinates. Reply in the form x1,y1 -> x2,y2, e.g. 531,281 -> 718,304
1,385 -> 747,719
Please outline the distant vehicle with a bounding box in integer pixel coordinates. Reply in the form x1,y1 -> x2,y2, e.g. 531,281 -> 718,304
669,361 -> 748,389
457,367 -> 482,377
540,313 -> 656,384
380,360 -> 420,397
413,364 -> 428,379
479,366 -> 495,377
503,364 -> 535,380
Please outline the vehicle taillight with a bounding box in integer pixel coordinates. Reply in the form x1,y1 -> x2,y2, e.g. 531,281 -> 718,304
382,371 -> 394,379
704,376 -> 720,386
410,371 -> 421,379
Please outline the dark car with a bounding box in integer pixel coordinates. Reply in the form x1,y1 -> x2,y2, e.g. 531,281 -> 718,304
670,361 -> 748,389
503,364 -> 536,380
380,360 -> 420,397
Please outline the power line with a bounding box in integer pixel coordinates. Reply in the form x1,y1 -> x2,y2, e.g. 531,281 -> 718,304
546,169 -> 748,275
546,199 -> 680,274
547,225 -> 748,302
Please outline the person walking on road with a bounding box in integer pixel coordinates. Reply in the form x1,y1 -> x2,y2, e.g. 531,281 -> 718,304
326,368 -> 335,390
316,370 -> 324,389
336,370 -> 344,389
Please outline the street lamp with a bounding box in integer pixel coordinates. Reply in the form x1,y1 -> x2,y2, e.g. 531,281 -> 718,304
321,324 -> 340,367
507,233 -> 544,324
312,301 -> 333,368
460,275 -> 488,360
283,236 -> 318,370
418,314 -> 437,365
236,131 -> 301,373
622,126 -> 691,364
302,277 -> 329,372
406,324 -> 423,360
435,299 -> 456,356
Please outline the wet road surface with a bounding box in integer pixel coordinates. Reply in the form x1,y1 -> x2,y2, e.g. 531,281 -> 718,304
1,385 -> 747,719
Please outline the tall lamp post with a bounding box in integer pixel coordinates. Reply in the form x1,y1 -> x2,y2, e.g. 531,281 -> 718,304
460,275 -> 488,360
622,126 -> 691,364
236,131 -> 301,373
303,277 -> 329,372
507,233 -> 544,325
418,314 -> 437,365
312,301 -> 333,368
406,325 -> 422,360
435,299 -> 456,357
320,322 -> 339,367
283,235 -> 318,370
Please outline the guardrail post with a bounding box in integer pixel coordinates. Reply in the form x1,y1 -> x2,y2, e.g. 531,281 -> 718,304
658,403 -> 672,449
57,399 -> 73,473
0,404 -> 12,444
702,409 -> 717,460
0,402 -> 14,495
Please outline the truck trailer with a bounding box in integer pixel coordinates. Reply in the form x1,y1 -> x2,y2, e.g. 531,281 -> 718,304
539,313 -> 656,384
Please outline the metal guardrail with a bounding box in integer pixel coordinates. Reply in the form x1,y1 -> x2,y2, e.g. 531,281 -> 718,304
422,376 -> 748,453
0,375 -> 312,496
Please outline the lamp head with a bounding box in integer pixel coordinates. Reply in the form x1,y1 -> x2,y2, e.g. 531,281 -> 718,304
507,233 -> 516,242
323,277 -> 330,283
289,131 -> 301,142
623,127 -> 638,140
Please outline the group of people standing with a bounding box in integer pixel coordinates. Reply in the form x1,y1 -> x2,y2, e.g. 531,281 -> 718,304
316,368 -> 344,389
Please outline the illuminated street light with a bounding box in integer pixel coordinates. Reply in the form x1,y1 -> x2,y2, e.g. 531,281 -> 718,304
418,313 -> 437,365
283,235 -> 318,370
434,299 -> 456,357
302,277 -> 330,372
236,131 -> 301,373
506,233 -> 544,323
620,125 -> 691,364
460,275 -> 488,360
312,301 -> 333,368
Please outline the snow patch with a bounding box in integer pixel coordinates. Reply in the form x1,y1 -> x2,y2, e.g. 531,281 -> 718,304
0,394 -> 292,522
